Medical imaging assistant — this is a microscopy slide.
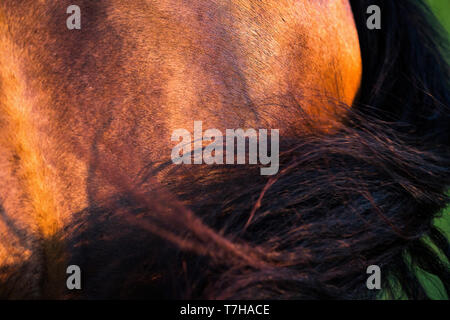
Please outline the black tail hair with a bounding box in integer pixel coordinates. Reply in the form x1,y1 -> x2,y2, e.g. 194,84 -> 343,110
351,0 -> 450,145
350,0 -> 450,298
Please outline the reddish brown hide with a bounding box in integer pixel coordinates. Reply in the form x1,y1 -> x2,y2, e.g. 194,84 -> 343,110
0,0 -> 361,298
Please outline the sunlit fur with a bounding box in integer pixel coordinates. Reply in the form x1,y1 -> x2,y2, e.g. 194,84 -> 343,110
0,0 -> 449,299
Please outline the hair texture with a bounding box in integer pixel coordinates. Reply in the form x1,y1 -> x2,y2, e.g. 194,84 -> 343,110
348,0 -> 450,298
1,0 -> 449,300
60,0 -> 450,300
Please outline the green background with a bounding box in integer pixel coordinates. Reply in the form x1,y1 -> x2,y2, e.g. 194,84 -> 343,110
428,0 -> 450,33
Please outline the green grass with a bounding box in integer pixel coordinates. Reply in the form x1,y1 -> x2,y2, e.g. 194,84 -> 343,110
428,0 -> 450,32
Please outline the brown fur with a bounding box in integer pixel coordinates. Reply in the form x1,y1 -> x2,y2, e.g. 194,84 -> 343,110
1,0 -> 363,298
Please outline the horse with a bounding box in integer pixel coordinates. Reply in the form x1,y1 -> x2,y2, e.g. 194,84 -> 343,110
0,0 -> 449,299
